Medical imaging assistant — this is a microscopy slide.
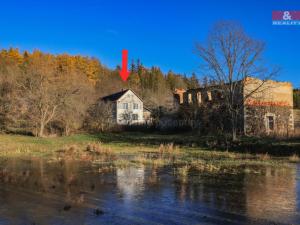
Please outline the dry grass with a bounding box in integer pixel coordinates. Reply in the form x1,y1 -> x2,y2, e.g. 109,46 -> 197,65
0,134 -> 295,175
56,142 -> 116,162
190,160 -> 221,172
256,153 -> 271,161
86,142 -> 115,159
176,165 -> 189,183
130,143 -> 181,166
289,154 -> 300,163
158,143 -> 180,158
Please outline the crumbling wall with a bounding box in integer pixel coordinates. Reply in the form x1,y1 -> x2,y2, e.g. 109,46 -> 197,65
244,106 -> 294,137
244,78 -> 293,107
244,78 -> 294,136
294,109 -> 300,135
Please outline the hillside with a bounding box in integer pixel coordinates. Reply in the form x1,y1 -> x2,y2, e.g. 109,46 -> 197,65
0,48 -> 200,136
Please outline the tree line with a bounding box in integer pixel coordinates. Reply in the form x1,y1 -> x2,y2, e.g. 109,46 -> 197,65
1,22 -> 291,140
0,48 -> 199,136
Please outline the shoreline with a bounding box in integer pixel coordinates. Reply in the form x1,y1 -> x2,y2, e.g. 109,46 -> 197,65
0,133 -> 298,174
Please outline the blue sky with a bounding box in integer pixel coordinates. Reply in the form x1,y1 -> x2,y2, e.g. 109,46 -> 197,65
0,0 -> 299,87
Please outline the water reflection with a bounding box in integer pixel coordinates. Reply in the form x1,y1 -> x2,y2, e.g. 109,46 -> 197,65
245,167 -> 297,222
0,158 -> 299,225
117,166 -> 145,201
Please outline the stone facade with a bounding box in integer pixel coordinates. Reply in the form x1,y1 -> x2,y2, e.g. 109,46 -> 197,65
294,109 -> 300,135
243,78 -> 294,136
175,78 -> 295,136
173,88 -> 186,105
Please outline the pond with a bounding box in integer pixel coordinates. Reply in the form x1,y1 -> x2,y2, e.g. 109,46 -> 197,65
0,158 -> 299,225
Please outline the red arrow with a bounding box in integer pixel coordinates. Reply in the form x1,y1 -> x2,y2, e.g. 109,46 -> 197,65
119,49 -> 130,81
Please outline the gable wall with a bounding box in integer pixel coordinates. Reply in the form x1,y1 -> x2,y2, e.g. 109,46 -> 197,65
116,90 -> 144,124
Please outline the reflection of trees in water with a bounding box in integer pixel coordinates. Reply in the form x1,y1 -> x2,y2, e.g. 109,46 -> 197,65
245,167 -> 297,222
173,167 -> 298,223
0,159 -> 114,225
0,160 -> 298,224
174,173 -> 247,213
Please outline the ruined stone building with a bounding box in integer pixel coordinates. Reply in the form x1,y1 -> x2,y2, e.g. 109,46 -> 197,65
174,78 -> 296,136
294,110 -> 300,132
294,89 -> 300,134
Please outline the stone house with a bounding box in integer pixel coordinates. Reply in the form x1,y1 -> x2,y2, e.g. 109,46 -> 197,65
174,77 -> 295,136
101,89 -> 149,125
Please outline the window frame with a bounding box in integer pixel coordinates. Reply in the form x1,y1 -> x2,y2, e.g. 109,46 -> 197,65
133,103 -> 139,109
132,114 -> 138,120
268,116 -> 274,131
264,113 -> 276,134
123,103 -> 128,110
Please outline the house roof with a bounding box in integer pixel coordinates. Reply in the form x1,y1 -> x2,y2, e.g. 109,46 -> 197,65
143,106 -> 152,112
101,89 -> 129,101
101,89 -> 144,103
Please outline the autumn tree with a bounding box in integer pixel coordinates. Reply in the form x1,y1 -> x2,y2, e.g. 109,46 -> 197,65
0,47 -> 197,136
186,73 -> 200,89
0,63 -> 19,131
55,60 -> 95,136
166,70 -> 187,90
16,51 -> 89,137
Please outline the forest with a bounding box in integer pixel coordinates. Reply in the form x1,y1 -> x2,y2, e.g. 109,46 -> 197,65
0,48 -> 200,137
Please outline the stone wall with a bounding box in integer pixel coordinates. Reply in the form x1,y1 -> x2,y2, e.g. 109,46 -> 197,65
244,78 -> 293,108
173,89 -> 186,105
244,78 -> 294,136
175,78 -> 295,136
294,109 -> 300,135
244,105 -> 294,136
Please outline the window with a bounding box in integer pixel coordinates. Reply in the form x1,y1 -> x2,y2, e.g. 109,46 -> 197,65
132,114 -> 138,120
188,93 -> 192,104
123,103 -> 128,109
197,92 -> 202,104
133,103 -> 139,109
265,113 -> 275,133
123,114 -> 130,120
268,116 -> 274,131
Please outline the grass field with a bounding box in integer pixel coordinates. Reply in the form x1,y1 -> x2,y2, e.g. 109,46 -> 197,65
1,131 -> 300,154
0,132 -> 299,174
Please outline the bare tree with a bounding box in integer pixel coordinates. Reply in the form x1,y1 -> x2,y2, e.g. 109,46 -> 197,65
86,101 -> 114,132
195,21 -> 279,141
121,109 -> 134,125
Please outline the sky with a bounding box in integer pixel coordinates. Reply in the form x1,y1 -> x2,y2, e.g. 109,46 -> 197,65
0,0 -> 300,87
